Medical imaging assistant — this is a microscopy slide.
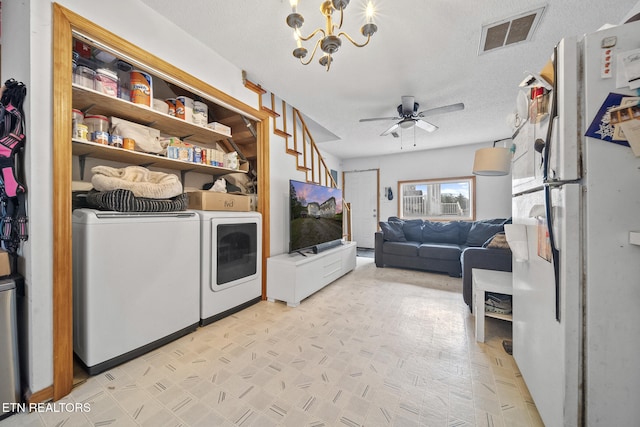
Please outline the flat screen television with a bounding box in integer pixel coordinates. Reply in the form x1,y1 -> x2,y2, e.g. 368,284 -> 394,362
289,179 -> 343,253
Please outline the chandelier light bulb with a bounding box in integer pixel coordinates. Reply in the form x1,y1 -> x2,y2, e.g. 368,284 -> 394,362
366,1 -> 375,23
290,0 -> 298,13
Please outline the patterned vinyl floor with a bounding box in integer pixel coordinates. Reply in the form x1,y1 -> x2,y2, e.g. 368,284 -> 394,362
0,257 -> 543,426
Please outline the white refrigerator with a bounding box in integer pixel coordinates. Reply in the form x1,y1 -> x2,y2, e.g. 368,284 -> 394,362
509,20 -> 640,427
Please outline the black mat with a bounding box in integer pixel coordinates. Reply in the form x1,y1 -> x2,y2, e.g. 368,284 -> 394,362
357,248 -> 375,258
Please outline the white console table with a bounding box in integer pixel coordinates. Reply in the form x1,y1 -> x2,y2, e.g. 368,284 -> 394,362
267,241 -> 357,307
472,268 -> 513,343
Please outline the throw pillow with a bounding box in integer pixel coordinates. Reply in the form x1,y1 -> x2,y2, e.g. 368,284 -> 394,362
402,219 -> 424,242
379,221 -> 406,242
483,232 -> 510,249
465,222 -> 504,247
422,221 -> 459,243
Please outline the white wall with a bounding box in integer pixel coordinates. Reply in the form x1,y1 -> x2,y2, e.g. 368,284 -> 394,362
342,142 -> 512,223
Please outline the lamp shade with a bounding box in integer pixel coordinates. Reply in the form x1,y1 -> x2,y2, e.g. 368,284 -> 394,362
472,147 -> 511,176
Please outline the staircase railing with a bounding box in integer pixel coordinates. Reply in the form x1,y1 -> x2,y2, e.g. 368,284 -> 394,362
243,72 -> 352,241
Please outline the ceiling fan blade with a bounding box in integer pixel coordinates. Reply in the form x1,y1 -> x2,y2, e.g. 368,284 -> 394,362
401,96 -> 415,116
415,119 -> 438,133
381,123 -> 400,136
359,116 -> 400,122
417,102 -> 465,117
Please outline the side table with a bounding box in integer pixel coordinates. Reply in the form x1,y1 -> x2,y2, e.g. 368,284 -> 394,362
472,268 -> 513,342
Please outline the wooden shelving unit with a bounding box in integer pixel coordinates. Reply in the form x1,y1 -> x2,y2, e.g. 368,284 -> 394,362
72,84 -> 247,177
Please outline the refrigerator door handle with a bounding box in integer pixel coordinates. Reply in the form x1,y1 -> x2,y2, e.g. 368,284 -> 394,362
542,45 -> 559,183
544,184 -> 561,322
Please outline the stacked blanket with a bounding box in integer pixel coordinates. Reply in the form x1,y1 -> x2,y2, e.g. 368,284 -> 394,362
86,166 -> 186,212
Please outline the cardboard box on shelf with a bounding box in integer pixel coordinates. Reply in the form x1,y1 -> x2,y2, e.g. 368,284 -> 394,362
0,249 -> 11,277
187,191 -> 251,211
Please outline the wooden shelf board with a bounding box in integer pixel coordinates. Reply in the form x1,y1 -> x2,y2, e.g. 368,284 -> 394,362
72,139 -> 246,175
72,84 -> 231,147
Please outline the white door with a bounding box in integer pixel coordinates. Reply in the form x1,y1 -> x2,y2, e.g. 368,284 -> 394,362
344,169 -> 378,249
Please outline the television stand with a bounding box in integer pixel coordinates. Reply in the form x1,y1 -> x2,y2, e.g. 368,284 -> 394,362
267,241 -> 357,307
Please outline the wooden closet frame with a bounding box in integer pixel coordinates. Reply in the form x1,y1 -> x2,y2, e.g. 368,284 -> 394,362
51,3 -> 270,400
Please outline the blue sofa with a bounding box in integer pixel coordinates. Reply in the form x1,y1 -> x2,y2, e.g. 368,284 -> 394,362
374,217 -> 512,311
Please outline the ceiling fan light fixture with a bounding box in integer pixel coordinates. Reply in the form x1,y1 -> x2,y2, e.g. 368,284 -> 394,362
399,119 -> 414,129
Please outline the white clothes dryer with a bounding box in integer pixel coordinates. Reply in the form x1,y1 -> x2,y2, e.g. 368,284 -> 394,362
195,210 -> 262,325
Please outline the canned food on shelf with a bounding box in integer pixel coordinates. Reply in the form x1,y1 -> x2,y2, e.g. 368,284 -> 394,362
91,131 -> 109,145
123,138 -> 135,150
109,135 -> 123,148
74,124 -> 88,140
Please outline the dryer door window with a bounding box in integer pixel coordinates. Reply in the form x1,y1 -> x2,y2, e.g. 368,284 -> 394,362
216,223 -> 258,286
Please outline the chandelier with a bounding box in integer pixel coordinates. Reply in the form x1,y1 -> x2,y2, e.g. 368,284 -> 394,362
286,0 -> 378,71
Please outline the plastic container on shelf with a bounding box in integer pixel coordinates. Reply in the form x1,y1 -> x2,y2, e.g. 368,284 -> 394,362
193,100 -> 208,126
130,70 -> 152,107
75,66 -> 95,90
72,109 -> 84,125
95,68 -> 118,97
84,115 -> 109,134
176,96 -> 194,122
165,98 -> 176,116
152,98 -> 169,114
72,51 -> 79,77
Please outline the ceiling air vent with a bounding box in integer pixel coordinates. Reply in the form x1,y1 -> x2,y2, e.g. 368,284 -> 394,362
479,6 -> 546,54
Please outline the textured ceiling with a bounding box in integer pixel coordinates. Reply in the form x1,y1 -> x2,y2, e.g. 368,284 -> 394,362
138,0 -> 638,159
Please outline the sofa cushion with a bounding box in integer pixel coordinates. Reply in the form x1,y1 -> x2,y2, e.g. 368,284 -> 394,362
456,221 -> 473,244
402,219 -> 424,242
418,243 -> 462,260
422,221 -> 459,244
379,221 -> 406,242
465,222 -> 504,247
383,241 -> 421,257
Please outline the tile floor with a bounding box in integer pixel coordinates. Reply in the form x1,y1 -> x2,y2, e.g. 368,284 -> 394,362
1,257 -> 544,426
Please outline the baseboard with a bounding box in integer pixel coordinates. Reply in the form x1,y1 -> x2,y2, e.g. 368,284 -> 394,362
24,385 -> 54,404
200,296 -> 261,327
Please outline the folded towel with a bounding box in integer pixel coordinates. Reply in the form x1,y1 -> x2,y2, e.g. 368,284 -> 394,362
91,165 -> 183,199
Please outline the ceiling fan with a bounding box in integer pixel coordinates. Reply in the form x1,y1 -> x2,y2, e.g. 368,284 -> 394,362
359,96 -> 465,137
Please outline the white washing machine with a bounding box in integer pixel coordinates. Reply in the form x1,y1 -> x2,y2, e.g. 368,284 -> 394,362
72,209 -> 200,374
195,211 -> 262,325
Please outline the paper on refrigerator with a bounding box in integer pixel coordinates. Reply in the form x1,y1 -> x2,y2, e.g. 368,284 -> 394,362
505,224 -> 529,262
